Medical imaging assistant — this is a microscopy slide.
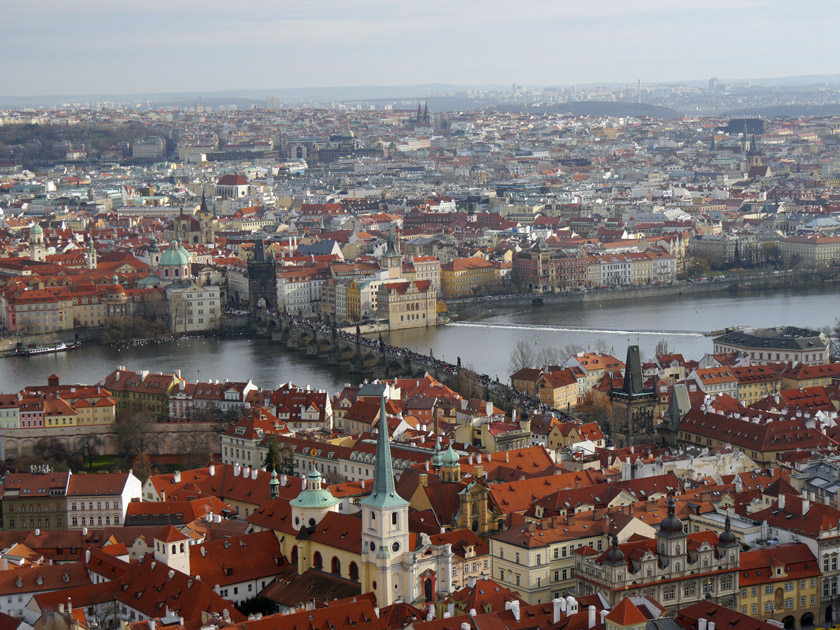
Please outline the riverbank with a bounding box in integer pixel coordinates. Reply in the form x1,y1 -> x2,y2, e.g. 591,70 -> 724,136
445,270 -> 839,319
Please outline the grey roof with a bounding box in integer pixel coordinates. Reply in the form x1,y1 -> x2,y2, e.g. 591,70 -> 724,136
714,326 -> 826,351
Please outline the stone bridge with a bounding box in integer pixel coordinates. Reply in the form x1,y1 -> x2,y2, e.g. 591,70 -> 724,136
254,314 -> 576,421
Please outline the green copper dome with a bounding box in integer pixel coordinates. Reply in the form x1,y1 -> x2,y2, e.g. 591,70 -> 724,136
290,469 -> 340,509
30,223 -> 43,235
159,239 -> 190,267
441,442 -> 460,467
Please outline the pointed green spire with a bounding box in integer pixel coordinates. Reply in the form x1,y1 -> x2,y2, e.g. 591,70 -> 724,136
361,395 -> 408,509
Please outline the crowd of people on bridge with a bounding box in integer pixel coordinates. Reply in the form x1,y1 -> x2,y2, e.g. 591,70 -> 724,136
276,312 -> 574,422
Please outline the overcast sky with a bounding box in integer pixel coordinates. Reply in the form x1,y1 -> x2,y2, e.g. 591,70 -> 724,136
4,0 -> 839,97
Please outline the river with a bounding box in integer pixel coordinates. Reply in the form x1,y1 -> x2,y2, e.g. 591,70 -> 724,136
0,285 -> 837,394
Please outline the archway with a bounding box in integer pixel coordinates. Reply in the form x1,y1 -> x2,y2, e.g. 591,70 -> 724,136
781,616 -> 795,630
801,612 -> 814,627
826,606 -> 834,624
313,551 -> 322,570
331,556 -> 341,575
349,562 -> 359,581
291,546 -> 298,564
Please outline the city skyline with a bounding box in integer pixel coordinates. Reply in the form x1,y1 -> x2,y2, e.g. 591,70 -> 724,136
5,0 -> 840,97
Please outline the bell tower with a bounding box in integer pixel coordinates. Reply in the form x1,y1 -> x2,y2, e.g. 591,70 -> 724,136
360,395 -> 410,607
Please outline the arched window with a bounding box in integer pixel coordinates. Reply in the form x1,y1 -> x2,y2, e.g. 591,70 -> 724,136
349,562 -> 359,581
291,546 -> 298,564
331,556 -> 341,575
313,551 -> 323,570
180,543 -> 185,553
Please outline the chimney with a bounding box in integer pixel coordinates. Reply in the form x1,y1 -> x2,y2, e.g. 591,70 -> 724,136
600,610 -> 608,626
553,598 -> 563,624
448,602 -> 454,618
174,470 -> 181,483
419,474 -> 429,488
510,600 -> 520,621
233,463 -> 241,477
588,605 -> 596,629
150,621 -> 156,630
699,619 -> 707,630
803,499 -> 810,515
467,575 -> 476,588
82,527 -> 87,536
58,603 -> 64,614
469,609 -> 477,618
209,464 -> 215,477
709,623 -> 715,630
280,474 -> 287,486
85,549 -> 91,563
252,468 -> 258,480
66,599 -> 72,614
461,624 -> 470,630
35,528 -> 40,536
779,494 -> 786,510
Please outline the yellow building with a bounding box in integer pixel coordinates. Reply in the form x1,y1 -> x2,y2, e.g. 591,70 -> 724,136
440,258 -> 497,298
732,366 -> 782,405
376,280 -> 437,330
537,370 -> 579,410
738,543 -> 819,629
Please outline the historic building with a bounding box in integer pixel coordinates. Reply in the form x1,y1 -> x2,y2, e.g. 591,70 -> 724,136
574,498 -> 741,612
609,345 -> 656,447
359,397 -> 455,606
247,239 -> 277,312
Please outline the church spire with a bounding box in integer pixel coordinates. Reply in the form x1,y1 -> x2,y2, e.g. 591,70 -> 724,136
361,395 -> 408,509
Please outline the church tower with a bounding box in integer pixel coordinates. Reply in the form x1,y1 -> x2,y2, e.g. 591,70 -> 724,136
656,496 -> 686,560
746,135 -> 762,169
382,227 -> 402,279
361,395 -> 410,607
29,223 -> 45,262
86,238 -> 98,270
153,525 -> 191,575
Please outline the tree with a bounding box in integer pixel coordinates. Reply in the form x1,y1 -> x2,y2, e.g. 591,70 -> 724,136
264,438 -> 282,473
212,406 -> 245,435
509,339 -> 536,373
175,432 -> 212,470
131,453 -> 156,483
655,339 -> 670,358
77,434 -> 104,470
115,402 -> 161,458
577,390 -> 611,428
33,437 -> 70,468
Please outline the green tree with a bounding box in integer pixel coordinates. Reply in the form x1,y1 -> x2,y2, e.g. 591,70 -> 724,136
264,438 -> 282,473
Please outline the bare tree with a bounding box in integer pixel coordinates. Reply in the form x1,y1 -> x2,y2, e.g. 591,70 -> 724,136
655,339 -> 670,358
77,434 -> 104,470
115,402 -> 161,458
577,390 -> 612,428
509,339 -> 536,373
175,432 -> 213,470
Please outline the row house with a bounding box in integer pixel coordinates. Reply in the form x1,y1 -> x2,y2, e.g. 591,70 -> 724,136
168,379 -> 258,422
101,368 -> 181,421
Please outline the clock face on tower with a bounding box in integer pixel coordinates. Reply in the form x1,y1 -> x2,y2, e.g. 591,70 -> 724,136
392,542 -> 400,553
370,542 -> 376,551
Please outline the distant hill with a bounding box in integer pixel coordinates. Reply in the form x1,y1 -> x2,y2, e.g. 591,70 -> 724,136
496,101 -> 681,119
724,103 -> 840,118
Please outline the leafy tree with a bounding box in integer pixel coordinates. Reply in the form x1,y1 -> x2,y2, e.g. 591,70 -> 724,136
264,438 -> 282,473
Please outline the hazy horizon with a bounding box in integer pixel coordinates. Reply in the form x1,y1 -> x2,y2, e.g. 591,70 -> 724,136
4,0 -> 840,99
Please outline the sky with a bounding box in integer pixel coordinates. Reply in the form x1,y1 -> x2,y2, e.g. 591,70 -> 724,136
4,0 -> 840,98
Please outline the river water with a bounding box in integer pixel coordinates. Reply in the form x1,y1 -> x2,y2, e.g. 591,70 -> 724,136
0,286 -> 837,394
